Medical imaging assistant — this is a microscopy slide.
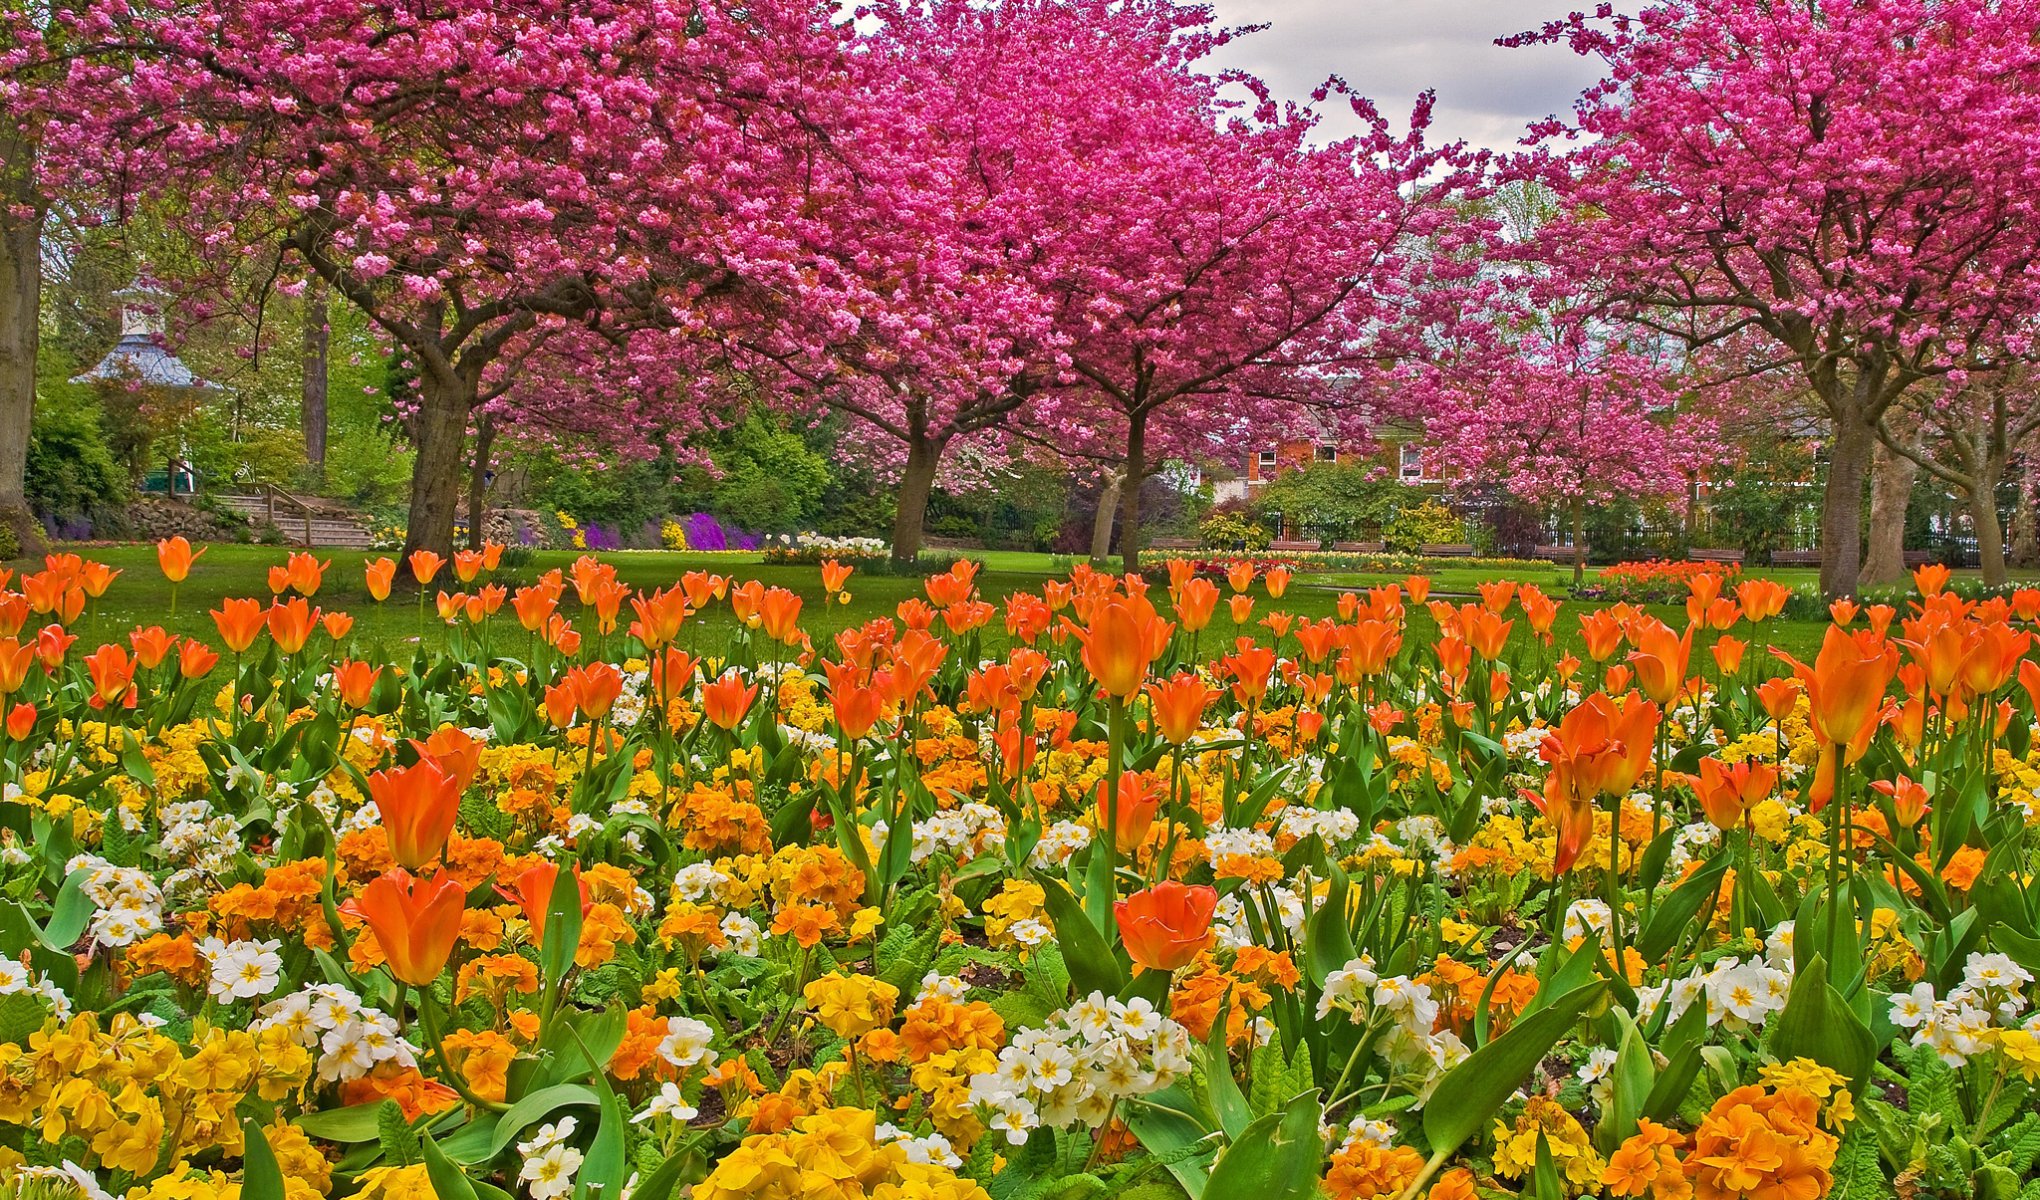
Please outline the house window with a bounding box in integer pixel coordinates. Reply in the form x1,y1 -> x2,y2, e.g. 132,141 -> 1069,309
1399,443 -> 1423,480
1316,444 -> 1338,462
1257,450 -> 1278,470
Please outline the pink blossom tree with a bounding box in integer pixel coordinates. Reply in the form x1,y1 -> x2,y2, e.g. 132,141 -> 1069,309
1508,0 -> 2040,596
1427,318 -> 1716,583
23,0 -> 852,567
1878,367 -> 2040,586
1024,63 -> 1472,570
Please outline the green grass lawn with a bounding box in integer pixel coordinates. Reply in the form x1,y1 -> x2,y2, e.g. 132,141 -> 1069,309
10,541 -> 1863,663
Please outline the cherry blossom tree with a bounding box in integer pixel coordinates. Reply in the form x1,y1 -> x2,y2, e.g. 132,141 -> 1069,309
1878,366 -> 2040,586
1428,318 -> 1714,584
24,0 -> 852,567
1027,68 -> 1472,570
1508,0 -> 2040,596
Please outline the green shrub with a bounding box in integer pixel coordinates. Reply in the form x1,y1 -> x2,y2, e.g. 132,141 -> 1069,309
1200,509 -> 1270,551
1383,499 -> 1465,552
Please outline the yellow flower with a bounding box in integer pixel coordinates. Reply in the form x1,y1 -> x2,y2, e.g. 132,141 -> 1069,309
803,972 -> 901,1040
1999,1029 -> 2040,1081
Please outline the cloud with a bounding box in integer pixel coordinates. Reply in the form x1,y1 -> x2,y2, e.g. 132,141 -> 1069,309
1201,0 -> 1607,151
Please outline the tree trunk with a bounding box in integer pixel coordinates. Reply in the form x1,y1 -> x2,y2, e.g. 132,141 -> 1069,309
0,130 -> 48,559
1116,410 -> 1148,572
1861,436 -> 1917,586
1571,498 -> 1586,588
402,372 -> 472,575
1819,410 -> 1876,598
2011,459 -> 2038,568
466,414 -> 494,551
1970,453 -> 2009,587
301,281 -> 329,482
1090,470 -> 1122,567
890,436 -> 942,565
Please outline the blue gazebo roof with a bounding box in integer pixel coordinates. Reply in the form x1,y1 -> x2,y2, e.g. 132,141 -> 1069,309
70,283 -> 220,390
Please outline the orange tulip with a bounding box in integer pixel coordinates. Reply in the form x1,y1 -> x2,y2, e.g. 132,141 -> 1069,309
1068,596 -> 1164,700
412,726 -> 482,792
1625,617 -> 1692,705
84,644 -> 136,708
369,759 -> 462,870
1913,562 -> 1951,596
1694,757 -> 1778,832
1095,771 -> 1163,855
4,702 -> 34,740
821,559 -> 853,595
1577,610 -> 1624,662
568,662 -> 624,721
1734,579 -> 1790,623
513,586 -> 557,633
0,638 -> 31,695
702,671 -> 759,731
408,549 -> 445,584
1870,777 -> 1930,828
759,587 -> 804,645
156,536 -> 205,583
343,869 -> 465,986
283,551 -> 330,596
364,557 -> 398,601
1478,580 -> 1516,613
650,647 -> 697,706
1339,620 -> 1402,678
1403,575 -> 1431,605
211,598 -> 266,654
1146,673 -> 1219,743
1539,690 -> 1660,802
1264,566 -> 1291,599
1710,635 -> 1746,676
178,640 -> 220,680
1173,578 -> 1219,633
498,862 -> 591,950
1527,784 -> 1595,876
1114,881 -> 1217,972
267,598 -> 321,655
1465,610 -> 1512,661
1755,677 -> 1801,722
1226,561 -> 1255,593
544,681 -> 579,728
454,549 -> 486,584
1829,599 -> 1858,626
831,681 -> 886,740
334,660 -> 382,708
1228,594 -> 1255,624
128,625 -> 177,671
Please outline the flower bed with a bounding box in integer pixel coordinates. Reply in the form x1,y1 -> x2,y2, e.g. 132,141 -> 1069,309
0,548 -> 2035,1200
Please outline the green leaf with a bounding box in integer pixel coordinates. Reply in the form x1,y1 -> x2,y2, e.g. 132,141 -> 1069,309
294,1102 -> 391,1143
1123,1084 -> 1218,1200
1204,999 -> 1252,1142
1598,1009 -> 1655,1153
1202,1089 -> 1323,1200
1635,852 -> 1729,964
539,863 -> 584,991
1035,874 -> 1126,1000
1768,955 -> 1876,1098
242,1119 -> 288,1200
1423,980 -> 1606,1162
379,1099 -> 422,1166
424,1128 -> 514,1200
570,1027 -> 630,1200
488,1085 -> 600,1157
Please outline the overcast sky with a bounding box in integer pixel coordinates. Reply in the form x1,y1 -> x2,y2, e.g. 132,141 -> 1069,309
1201,0 -> 1608,152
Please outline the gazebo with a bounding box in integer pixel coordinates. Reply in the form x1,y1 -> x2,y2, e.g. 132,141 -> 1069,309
71,281 -> 219,496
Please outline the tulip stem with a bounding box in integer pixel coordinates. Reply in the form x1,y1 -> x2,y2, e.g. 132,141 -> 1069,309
418,992 -> 510,1113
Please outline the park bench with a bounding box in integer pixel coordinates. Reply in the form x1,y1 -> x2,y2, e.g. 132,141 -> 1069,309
1269,539 -> 1319,552
1903,550 -> 1939,568
1421,543 -> 1476,557
1148,537 -> 1198,550
1532,544 -> 1586,562
1331,540 -> 1386,553
1687,547 -> 1745,564
1769,549 -> 1821,566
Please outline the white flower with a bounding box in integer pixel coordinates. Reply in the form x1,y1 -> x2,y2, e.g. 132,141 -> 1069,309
1889,982 -> 1936,1029
520,1143 -> 585,1200
632,1081 -> 697,1125
657,1017 -> 718,1070
519,1116 -> 579,1156
202,938 -> 284,1001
